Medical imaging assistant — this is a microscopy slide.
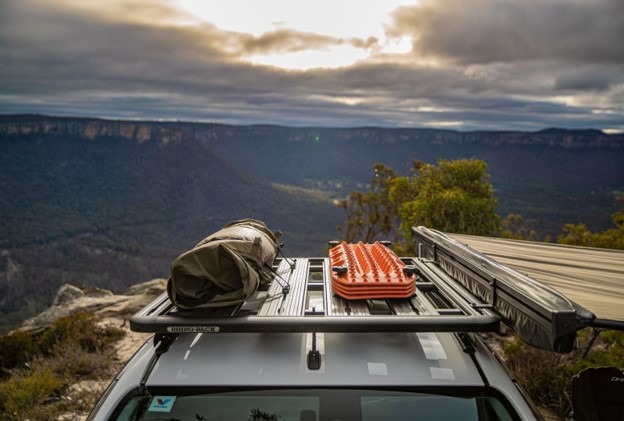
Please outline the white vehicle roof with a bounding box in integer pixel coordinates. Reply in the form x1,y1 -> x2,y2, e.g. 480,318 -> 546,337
147,331 -> 482,388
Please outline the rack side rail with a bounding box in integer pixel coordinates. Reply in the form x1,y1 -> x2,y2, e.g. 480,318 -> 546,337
412,226 -> 596,353
130,292 -> 500,334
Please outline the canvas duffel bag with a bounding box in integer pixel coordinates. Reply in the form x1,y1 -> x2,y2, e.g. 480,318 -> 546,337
167,219 -> 281,309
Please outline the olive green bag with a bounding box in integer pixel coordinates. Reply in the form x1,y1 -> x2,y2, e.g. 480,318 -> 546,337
167,219 -> 281,309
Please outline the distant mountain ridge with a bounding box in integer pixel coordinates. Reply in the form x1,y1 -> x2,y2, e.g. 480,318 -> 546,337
1,114 -> 621,148
1,114 -> 623,333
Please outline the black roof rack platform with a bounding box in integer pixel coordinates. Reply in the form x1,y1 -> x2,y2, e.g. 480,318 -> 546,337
130,291 -> 500,334
130,227 -> 597,353
131,252 -> 502,336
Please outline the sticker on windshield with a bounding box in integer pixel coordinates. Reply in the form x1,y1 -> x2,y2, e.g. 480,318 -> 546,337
148,396 -> 177,412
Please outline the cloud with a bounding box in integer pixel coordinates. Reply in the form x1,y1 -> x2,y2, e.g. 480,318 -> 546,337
554,65 -> 624,92
0,0 -> 622,131
236,29 -> 342,55
390,0 -> 624,65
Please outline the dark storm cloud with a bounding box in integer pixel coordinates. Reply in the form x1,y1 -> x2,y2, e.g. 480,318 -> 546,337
553,65 -> 624,92
390,0 -> 624,65
0,0 -> 622,131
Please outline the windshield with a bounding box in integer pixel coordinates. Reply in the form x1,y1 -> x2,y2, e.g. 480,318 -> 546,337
113,388 -> 517,421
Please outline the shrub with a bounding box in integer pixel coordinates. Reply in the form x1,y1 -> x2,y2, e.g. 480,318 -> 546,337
0,312 -> 126,419
0,312 -> 125,378
503,328 -> 624,419
0,330 -> 36,377
38,312 -> 125,354
0,368 -> 63,419
46,343 -> 116,380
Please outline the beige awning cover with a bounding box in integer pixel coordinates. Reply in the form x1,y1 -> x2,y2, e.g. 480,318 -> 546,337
450,234 -> 624,322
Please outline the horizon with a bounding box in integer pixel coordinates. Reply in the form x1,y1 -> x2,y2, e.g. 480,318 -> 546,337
1,113 -> 617,135
1,0 -> 623,133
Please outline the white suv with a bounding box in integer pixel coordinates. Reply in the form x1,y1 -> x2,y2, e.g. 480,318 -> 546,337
88,227 -> 602,421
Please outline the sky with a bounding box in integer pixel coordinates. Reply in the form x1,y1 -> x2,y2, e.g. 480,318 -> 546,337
0,0 -> 623,132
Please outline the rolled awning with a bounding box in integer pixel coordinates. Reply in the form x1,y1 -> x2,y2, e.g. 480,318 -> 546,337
450,234 -> 624,324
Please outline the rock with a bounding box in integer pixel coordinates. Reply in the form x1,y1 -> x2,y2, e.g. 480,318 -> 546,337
52,284 -> 85,306
19,279 -> 167,332
124,278 -> 167,296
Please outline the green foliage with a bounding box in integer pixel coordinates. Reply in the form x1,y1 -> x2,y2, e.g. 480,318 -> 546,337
503,329 -> 624,419
338,159 -> 500,251
337,164 -> 400,243
500,213 -> 543,241
0,330 -> 36,374
38,312 -> 125,355
0,368 -> 63,419
1,312 -> 124,376
0,312 -> 125,419
45,343 -> 118,380
557,212 -> 624,250
556,193 -> 624,250
392,159 -> 499,237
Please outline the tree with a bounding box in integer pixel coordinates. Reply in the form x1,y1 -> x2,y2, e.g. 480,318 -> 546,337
557,213 -> 624,250
391,159 -> 499,239
337,164 -> 399,243
338,159 -> 500,246
557,192 -> 624,250
500,213 -> 542,241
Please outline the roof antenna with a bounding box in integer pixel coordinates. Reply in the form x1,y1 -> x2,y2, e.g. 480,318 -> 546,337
307,332 -> 322,370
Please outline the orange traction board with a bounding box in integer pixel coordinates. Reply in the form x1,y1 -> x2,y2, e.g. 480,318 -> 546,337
328,241 -> 416,300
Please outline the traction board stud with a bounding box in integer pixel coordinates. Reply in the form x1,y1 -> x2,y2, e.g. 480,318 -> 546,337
329,242 -> 416,300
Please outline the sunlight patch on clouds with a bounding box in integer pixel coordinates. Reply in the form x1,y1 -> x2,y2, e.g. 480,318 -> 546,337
416,106 -> 453,113
424,121 -> 465,128
249,45 -> 369,70
177,0 -> 416,69
177,0 -> 413,38
550,95 -> 582,107
552,93 -> 624,119
307,94 -> 366,106
381,36 -> 412,55
592,109 -> 621,115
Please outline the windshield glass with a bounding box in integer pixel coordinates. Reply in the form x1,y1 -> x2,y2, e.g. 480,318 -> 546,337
113,388 -> 517,420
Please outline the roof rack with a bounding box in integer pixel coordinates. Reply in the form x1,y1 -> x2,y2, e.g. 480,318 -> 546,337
130,227 -> 596,353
